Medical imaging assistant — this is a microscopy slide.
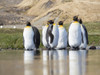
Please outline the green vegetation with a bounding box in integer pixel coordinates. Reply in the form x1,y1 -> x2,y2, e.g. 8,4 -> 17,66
0,28 -> 23,49
0,22 -> 100,49
88,35 -> 100,46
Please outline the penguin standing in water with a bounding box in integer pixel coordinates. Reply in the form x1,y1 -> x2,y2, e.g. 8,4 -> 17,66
23,22 -> 40,50
79,18 -> 88,49
68,16 -> 82,50
56,21 -> 67,50
46,20 -> 59,50
42,21 -> 49,48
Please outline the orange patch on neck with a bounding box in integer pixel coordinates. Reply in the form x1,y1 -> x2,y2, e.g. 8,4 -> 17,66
73,21 -> 78,23
25,26 -> 31,28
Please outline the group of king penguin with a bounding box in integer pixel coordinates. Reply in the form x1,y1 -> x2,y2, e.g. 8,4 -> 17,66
23,16 -> 88,51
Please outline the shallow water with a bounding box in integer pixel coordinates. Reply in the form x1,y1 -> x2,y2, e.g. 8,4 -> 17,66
0,49 -> 100,75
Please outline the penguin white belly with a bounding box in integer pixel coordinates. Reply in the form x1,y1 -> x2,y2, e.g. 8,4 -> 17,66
80,26 -> 87,48
42,26 -> 48,47
49,25 -> 59,48
69,23 -> 81,47
56,27 -> 67,49
23,27 -> 35,50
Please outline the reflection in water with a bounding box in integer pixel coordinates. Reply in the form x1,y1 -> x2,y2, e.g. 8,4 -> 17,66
57,50 -> 67,75
80,50 -> 88,75
24,51 -> 34,64
43,50 -> 49,75
69,50 -> 87,75
49,50 -> 59,75
23,49 -> 87,75
1,49 -> 100,75
69,50 -> 82,75
43,50 -> 67,75
24,50 -> 34,75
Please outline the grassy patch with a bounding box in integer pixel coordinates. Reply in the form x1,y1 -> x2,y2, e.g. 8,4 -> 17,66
0,22 -> 100,49
88,35 -> 100,46
0,28 -> 23,49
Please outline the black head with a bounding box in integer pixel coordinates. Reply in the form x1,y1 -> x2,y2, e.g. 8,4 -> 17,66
73,16 -> 78,21
48,20 -> 54,24
26,21 -> 31,26
59,21 -> 63,25
47,21 -> 50,25
79,18 -> 83,24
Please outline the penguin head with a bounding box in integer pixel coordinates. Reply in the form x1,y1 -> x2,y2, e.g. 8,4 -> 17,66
73,16 -> 78,21
78,18 -> 83,24
26,21 -> 31,26
48,20 -> 54,24
47,21 -> 50,25
59,21 -> 63,26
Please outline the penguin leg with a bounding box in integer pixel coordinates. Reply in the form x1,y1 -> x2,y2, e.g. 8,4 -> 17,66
75,46 -> 79,50
70,46 -> 75,50
51,48 -> 56,50
58,48 -> 66,50
26,49 -> 33,51
80,47 -> 86,50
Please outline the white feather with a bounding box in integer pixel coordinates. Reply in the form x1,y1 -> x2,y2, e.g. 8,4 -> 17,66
23,27 -> 35,49
56,26 -> 67,49
68,22 -> 81,47
42,25 -> 48,47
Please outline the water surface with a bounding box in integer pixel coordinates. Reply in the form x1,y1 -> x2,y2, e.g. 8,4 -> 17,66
0,49 -> 100,75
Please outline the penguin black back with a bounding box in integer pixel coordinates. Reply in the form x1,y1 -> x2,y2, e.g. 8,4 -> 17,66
46,20 -> 54,48
79,18 -> 83,24
32,26 -> 40,49
79,18 -> 89,44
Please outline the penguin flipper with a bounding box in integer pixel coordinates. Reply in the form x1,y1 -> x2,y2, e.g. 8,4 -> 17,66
81,32 -> 84,43
32,26 -> 40,49
50,33 -> 54,43
46,24 -> 54,44
83,25 -> 89,44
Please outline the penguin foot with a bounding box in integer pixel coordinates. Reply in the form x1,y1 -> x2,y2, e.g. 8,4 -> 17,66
70,47 -> 75,50
58,48 -> 66,50
80,47 -> 86,50
70,47 -> 79,50
48,48 -> 51,50
48,48 -> 55,50
51,48 -> 56,50
75,47 -> 79,50
26,49 -> 33,51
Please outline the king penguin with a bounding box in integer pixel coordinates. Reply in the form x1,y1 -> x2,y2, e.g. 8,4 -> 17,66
79,18 -> 88,49
46,20 -> 59,50
42,21 -> 49,48
56,21 -> 67,50
23,22 -> 40,50
68,16 -> 82,50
